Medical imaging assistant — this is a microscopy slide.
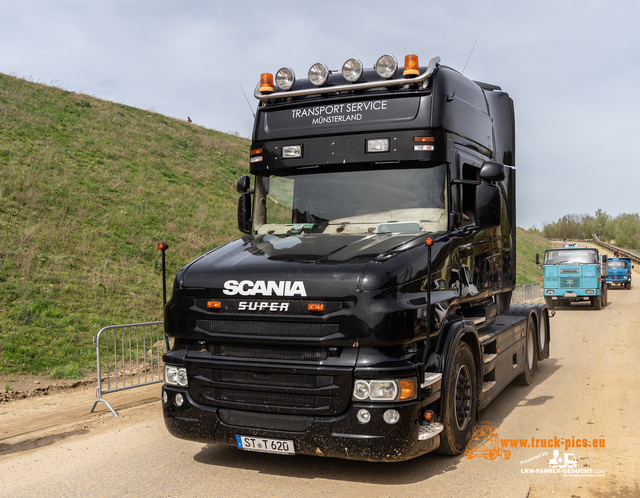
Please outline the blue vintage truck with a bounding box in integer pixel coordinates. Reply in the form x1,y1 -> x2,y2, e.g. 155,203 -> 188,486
541,245 -> 608,310
606,257 -> 633,289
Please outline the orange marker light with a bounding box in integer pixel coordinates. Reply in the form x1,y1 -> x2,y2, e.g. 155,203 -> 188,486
259,73 -> 274,93
398,379 -> 416,400
425,237 -> 434,246
250,148 -> 263,156
424,410 -> 434,422
207,301 -> 222,309
403,54 -> 420,77
308,303 -> 325,312
414,137 -> 435,142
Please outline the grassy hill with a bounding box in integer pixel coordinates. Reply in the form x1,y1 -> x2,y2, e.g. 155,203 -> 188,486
0,73 -> 552,380
515,227 -> 553,284
0,72 -> 249,378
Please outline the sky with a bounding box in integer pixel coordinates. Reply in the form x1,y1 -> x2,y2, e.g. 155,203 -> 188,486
1,0 -> 639,230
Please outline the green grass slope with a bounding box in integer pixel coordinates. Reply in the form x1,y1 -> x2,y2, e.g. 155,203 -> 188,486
0,72 -> 553,379
0,73 -> 249,377
516,227 -> 553,284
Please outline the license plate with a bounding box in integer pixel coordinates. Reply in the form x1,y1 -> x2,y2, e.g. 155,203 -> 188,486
236,435 -> 295,455
564,292 -> 577,297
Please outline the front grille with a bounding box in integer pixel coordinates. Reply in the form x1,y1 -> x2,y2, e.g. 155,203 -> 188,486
204,388 -> 331,409
195,319 -> 338,338
218,408 -> 313,432
211,343 -> 327,361
200,368 -> 333,388
560,277 -> 581,288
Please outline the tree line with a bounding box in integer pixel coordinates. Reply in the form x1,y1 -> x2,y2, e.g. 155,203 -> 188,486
538,209 -> 640,251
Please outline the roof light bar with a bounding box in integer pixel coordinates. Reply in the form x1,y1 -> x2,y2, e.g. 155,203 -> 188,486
254,56 -> 440,101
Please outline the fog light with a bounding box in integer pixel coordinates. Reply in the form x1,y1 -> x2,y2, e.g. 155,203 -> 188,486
282,145 -> 302,158
383,409 -> 400,424
366,138 -> 389,153
357,409 -> 371,424
162,391 -> 168,404
174,393 -> 184,407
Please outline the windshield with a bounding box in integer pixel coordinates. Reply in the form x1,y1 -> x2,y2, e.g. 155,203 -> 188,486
544,249 -> 598,265
253,165 -> 447,235
608,261 -> 628,269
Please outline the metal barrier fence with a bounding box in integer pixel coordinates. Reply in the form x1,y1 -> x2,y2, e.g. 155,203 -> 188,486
511,283 -> 543,304
90,321 -> 164,417
592,234 -> 640,264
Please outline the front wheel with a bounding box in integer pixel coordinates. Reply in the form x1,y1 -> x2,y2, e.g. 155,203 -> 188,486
592,294 -> 602,310
438,342 -> 477,455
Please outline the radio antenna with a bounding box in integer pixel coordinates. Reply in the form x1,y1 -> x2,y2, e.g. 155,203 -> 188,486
240,84 -> 256,119
448,36 -> 479,102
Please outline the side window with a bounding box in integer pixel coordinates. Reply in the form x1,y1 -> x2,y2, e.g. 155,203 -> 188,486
461,163 -> 479,226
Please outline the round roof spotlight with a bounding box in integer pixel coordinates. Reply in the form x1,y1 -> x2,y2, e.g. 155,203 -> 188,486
375,54 -> 398,79
342,58 -> 363,83
276,67 -> 295,91
308,62 -> 330,87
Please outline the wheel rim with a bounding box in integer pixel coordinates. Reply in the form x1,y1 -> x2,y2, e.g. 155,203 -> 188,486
455,364 -> 472,431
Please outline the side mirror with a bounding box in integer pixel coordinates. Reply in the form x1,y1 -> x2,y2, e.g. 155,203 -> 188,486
479,161 -> 505,182
601,254 -> 608,278
237,174 -> 251,193
536,253 -> 540,265
475,181 -> 501,228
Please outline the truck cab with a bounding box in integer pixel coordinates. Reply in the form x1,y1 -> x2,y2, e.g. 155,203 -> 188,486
606,257 -> 633,289
162,53 -> 550,462
542,246 -> 608,309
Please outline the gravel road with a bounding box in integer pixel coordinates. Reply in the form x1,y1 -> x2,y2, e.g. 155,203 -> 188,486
1,251 -> 638,498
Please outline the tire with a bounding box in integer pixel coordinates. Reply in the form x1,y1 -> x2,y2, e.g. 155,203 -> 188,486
544,297 -> 555,311
517,315 -> 537,385
438,342 -> 477,455
538,310 -> 550,359
593,294 -> 602,310
602,284 -> 608,307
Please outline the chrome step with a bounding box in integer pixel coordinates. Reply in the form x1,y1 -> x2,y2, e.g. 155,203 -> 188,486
482,381 -> 496,393
418,422 -> 444,441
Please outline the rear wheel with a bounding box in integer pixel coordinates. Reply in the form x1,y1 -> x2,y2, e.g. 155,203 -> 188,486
538,310 -> 550,359
438,342 -> 477,455
517,315 -> 537,385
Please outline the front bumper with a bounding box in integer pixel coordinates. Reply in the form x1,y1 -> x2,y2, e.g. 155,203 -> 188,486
162,385 -> 442,462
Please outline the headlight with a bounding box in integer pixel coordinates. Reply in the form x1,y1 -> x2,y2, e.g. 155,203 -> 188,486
165,365 -> 188,387
352,378 -> 416,402
342,58 -> 363,82
308,62 -> 330,86
375,54 -> 398,79
276,67 -> 295,90
546,290 -> 555,295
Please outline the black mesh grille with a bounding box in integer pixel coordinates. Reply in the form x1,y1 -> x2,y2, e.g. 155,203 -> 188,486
206,369 -> 333,388
211,343 -> 326,361
218,409 -> 313,432
196,320 -> 338,338
205,388 -> 331,408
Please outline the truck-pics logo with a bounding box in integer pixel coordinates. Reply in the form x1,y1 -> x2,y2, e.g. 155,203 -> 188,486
465,422 -> 511,460
223,280 -> 307,297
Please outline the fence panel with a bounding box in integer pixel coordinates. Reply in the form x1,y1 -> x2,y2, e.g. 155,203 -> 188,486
90,321 -> 164,417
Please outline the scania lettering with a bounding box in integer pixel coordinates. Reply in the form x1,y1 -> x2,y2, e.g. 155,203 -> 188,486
162,53 -> 551,462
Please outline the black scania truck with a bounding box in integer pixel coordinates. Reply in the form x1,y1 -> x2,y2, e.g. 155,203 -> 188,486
162,54 -> 551,461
